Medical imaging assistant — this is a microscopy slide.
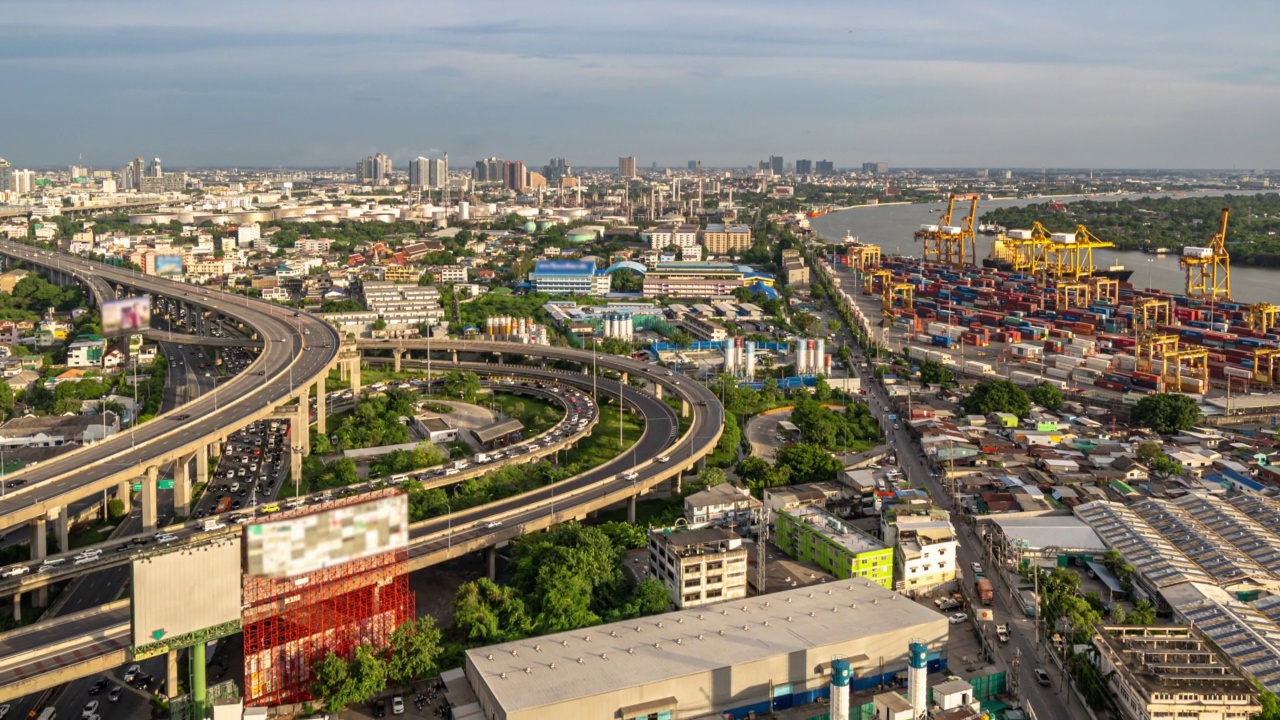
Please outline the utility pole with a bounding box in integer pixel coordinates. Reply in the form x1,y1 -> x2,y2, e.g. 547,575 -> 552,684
756,506 -> 770,594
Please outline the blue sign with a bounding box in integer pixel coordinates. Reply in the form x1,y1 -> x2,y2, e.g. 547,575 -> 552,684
887,414 -> 898,421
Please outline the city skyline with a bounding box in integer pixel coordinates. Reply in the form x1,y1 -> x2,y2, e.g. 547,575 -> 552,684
4,0 -> 1279,168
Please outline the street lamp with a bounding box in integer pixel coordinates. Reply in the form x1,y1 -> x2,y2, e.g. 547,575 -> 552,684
291,444 -> 304,498
443,500 -> 452,550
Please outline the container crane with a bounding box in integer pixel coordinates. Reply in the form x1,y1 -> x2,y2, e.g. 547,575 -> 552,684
913,196 -> 957,265
1248,302 -> 1278,334
913,194 -> 980,268
1045,224 -> 1114,282
1181,207 -> 1231,301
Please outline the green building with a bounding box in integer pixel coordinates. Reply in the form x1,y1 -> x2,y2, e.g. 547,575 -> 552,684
776,506 -> 893,588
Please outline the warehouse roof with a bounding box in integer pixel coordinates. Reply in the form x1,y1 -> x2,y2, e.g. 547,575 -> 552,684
988,516 -> 1105,553
465,579 -> 945,715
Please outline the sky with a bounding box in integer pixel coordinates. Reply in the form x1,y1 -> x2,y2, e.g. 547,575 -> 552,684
4,0 -> 1279,169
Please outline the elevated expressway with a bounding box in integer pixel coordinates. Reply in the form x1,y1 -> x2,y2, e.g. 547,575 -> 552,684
0,343 -> 723,702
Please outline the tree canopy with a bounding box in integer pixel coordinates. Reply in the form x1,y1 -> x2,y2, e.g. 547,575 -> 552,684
1030,381 -> 1063,410
960,379 -> 1031,418
775,443 -> 843,485
1130,393 -> 1200,434
918,360 -> 953,388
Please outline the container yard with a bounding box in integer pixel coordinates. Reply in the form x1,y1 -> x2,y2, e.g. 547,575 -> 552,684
818,226 -> 1280,411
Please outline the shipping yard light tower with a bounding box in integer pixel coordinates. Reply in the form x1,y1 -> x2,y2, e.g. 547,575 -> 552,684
1181,207 -> 1232,302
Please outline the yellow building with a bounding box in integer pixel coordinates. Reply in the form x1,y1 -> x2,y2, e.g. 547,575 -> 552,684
702,223 -> 752,255
383,265 -> 422,284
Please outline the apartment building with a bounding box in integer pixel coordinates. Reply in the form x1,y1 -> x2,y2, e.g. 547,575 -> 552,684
776,506 -> 893,588
684,483 -> 761,526
647,527 -> 749,609
702,224 -> 752,255
649,224 -> 700,252
891,516 -> 958,593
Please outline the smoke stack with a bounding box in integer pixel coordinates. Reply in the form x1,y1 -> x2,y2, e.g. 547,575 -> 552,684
830,657 -> 852,720
908,642 -> 928,718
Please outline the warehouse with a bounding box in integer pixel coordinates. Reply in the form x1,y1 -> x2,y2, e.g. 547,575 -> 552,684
455,580 -> 948,720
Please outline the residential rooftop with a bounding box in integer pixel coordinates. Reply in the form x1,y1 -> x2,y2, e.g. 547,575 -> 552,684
786,505 -> 886,555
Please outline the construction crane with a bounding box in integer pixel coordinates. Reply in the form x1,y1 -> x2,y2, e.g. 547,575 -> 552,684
1045,224 -> 1114,282
913,194 -> 980,267
1005,223 -> 1053,276
1180,207 -> 1231,302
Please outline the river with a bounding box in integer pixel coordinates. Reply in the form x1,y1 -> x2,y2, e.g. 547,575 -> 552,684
809,190 -> 1279,304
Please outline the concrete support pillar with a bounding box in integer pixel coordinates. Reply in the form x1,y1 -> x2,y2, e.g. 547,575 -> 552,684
12,592 -> 20,622
627,495 -> 637,524
338,360 -> 347,382
117,479 -> 132,513
393,350 -> 403,373
54,509 -> 69,555
450,349 -> 458,364
196,445 -> 209,487
291,444 -> 303,496
167,649 -> 180,702
670,474 -> 682,496
487,547 -> 497,581
349,357 -> 362,395
681,399 -> 690,418
315,375 -> 327,435
141,466 -> 159,533
621,372 -> 628,386
31,518 -> 47,608
696,456 -> 706,472
174,453 -> 192,519
296,402 -> 310,455
654,383 -> 663,400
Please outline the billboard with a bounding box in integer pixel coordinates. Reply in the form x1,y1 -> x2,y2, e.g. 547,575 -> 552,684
245,494 -> 408,578
131,536 -> 243,657
102,296 -> 152,335
154,254 -> 184,277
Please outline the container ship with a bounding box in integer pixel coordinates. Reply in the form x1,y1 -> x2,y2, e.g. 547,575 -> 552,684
983,235 -> 1133,282
826,253 -> 1279,397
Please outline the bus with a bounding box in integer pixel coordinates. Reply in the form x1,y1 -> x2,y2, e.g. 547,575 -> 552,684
35,708 -> 56,720
216,497 -> 232,514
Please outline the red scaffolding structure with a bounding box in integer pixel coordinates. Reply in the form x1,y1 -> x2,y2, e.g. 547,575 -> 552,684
240,492 -> 415,707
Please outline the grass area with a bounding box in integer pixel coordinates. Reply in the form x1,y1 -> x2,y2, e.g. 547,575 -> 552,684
561,403 -> 644,476
445,441 -> 473,459
664,396 -> 693,436
489,392 -> 565,438
595,496 -> 684,528
59,522 -> 116,553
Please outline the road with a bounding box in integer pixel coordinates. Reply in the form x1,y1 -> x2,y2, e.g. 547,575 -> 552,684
0,240 -> 339,534
840,313 -> 1074,720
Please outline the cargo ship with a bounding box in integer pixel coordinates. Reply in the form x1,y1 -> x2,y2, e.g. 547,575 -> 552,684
825,253 -> 1279,395
983,235 -> 1133,282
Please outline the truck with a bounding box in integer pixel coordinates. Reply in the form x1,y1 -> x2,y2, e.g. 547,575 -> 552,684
475,453 -> 490,463
216,497 -> 233,514
975,577 -> 994,605
996,623 -> 1010,643
203,518 -> 226,531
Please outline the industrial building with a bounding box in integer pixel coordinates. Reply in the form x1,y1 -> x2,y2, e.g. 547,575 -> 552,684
647,526 -> 748,609
528,260 -> 612,296
776,506 -> 893,588
455,579 -> 948,720
1092,625 -> 1261,720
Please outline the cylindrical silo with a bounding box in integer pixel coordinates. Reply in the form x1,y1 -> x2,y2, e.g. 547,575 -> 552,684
909,642 -> 928,718
458,201 -> 470,221
745,342 -> 756,378
815,339 -> 826,375
830,658 -> 852,720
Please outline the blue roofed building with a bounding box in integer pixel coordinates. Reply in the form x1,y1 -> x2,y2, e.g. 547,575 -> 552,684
529,260 -> 612,296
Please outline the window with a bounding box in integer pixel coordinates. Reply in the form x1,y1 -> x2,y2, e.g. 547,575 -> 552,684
706,589 -> 722,599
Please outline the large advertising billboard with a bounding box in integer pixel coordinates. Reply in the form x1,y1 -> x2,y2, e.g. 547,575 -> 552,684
102,296 -> 151,335
154,254 -> 183,277
245,494 -> 409,578
131,537 -> 243,657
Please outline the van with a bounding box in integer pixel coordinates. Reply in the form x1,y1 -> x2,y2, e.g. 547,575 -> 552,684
230,482 -> 240,493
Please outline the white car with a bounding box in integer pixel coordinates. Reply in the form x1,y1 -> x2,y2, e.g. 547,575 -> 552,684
391,696 -> 404,715
949,613 -> 968,625
82,701 -> 99,718
0,703 -> 10,720
971,562 -> 982,574
0,566 -> 29,578
124,664 -> 141,683
485,521 -> 503,529
656,456 -> 670,463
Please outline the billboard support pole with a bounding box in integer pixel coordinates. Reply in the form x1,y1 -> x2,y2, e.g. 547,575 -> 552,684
191,641 -> 207,720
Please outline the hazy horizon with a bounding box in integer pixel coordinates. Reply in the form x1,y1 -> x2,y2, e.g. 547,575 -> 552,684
5,0 -> 1279,170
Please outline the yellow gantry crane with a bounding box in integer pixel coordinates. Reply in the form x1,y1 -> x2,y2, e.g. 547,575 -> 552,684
913,194 -> 980,268
1007,222 -> 1053,275
1248,302 -> 1278,334
1045,224 -> 1115,282
1181,207 -> 1231,302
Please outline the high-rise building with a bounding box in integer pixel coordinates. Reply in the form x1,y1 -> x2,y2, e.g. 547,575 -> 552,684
357,153 -> 392,183
409,157 -> 429,189
618,156 -> 636,178
150,158 -> 162,178
543,157 -> 570,183
527,171 -> 547,190
10,169 -> 35,195
504,161 -> 526,192
815,160 -> 835,175
687,160 -> 699,171
795,159 -> 812,175
0,159 -> 11,193
769,156 -> 784,175
862,162 -> 889,175
428,154 -> 448,190
473,160 -> 487,182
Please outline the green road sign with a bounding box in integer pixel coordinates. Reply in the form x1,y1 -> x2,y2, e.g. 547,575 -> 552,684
131,479 -> 175,491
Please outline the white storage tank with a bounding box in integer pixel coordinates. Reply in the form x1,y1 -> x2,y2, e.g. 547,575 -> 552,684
457,201 -> 470,221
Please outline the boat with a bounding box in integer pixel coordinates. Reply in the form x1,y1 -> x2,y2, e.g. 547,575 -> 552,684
983,237 -> 1133,282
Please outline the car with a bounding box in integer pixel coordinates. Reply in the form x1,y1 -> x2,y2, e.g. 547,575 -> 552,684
949,613 -> 967,625
657,455 -> 670,463
131,537 -> 148,546
485,521 -> 503,529
123,665 -> 141,683
0,703 -> 9,720
89,678 -> 109,695
260,504 -> 280,514
391,696 -> 404,715
82,701 -> 99,717
0,565 -> 28,578
115,544 -> 130,553
373,700 -> 386,718
108,686 -> 123,703
1034,668 -> 1051,687
156,534 -> 178,544
971,562 -> 982,574
172,414 -> 190,421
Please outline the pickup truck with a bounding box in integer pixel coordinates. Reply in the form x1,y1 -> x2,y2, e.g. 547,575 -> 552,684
996,623 -> 1010,643
203,519 -> 226,531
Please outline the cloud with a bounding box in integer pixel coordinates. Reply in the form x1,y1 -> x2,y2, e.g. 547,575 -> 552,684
2,0 -> 1278,167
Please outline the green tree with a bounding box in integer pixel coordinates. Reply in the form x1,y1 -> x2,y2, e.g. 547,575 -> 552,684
453,578 -> 533,643
310,653 -> 354,713
347,645 -> 387,704
775,443 -> 842,484
107,498 -> 125,520
597,521 -> 647,550
383,617 -> 443,686
312,434 -> 332,455
682,466 -> 728,497
442,370 -> 481,403
960,379 -> 1032,418
1255,687 -> 1280,720
1030,381 -> 1063,410
1127,600 -> 1157,626
1130,393 -> 1201,434
918,360 -> 953,388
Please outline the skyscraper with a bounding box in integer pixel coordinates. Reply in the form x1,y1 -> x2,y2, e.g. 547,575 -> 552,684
543,157 -> 570,183
357,153 -> 392,183
132,158 -> 146,188
815,160 -> 835,175
504,161 -> 526,192
862,162 -> 888,175
618,156 -> 636,178
150,158 -> 163,178
687,160 -> 699,171
0,159 -> 11,193
428,154 -> 448,190
769,156 -> 784,175
409,157 -> 430,189
795,159 -> 812,175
